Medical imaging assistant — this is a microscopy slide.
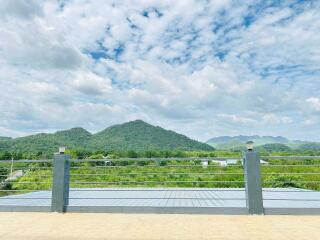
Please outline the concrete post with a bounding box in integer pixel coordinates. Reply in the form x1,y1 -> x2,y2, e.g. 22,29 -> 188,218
51,153 -> 70,213
244,151 -> 264,214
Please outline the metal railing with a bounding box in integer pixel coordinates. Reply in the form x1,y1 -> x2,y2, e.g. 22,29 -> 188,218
62,156 -> 247,214
0,152 -> 319,214
259,155 -> 320,214
0,159 -> 53,212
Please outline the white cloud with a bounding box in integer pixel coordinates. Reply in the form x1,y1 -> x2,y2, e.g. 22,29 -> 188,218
0,0 -> 319,141
71,71 -> 112,95
0,0 -> 42,19
262,114 -> 293,124
306,98 -> 320,111
0,21 -> 84,69
218,114 -> 256,125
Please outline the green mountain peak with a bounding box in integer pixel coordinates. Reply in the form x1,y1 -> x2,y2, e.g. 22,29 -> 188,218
0,121 -> 213,154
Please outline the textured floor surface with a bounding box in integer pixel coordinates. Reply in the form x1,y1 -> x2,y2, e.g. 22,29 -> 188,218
0,188 -> 319,208
0,212 -> 319,240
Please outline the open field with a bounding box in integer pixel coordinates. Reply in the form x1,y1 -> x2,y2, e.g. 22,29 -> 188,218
1,157 -> 319,194
0,212 -> 319,240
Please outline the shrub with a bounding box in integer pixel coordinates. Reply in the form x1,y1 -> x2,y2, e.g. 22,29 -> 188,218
264,175 -> 305,188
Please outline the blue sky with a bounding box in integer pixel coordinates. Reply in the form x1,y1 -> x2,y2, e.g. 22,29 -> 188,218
0,0 -> 319,141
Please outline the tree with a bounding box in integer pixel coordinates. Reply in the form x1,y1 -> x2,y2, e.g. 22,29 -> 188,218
127,150 -> 138,158
1,152 -> 12,160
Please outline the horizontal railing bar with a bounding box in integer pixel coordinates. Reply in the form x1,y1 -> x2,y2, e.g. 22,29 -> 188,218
2,189 -> 317,193
263,199 -> 320,201
2,164 -> 320,171
0,198 -> 51,200
68,172 -> 320,177
264,191 -> 320,194
1,156 -> 318,164
263,181 -> 320,183
0,167 -> 53,170
0,159 -> 53,163
69,157 -> 243,162
68,197 -> 246,200
69,189 -> 246,192
262,189 -> 320,193
69,172 -> 244,176
262,156 -> 320,160
261,173 -> 320,175
1,189 -> 315,193
4,181 -> 51,184
0,174 -> 52,177
4,172 -> 319,177
0,189 -> 50,192
69,165 -> 243,169
8,180 -> 316,184
261,165 -> 320,167
69,156 -> 320,162
70,198 -> 320,201
72,180 -> 245,184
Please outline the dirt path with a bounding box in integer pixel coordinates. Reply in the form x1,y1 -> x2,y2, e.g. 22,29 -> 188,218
0,213 -> 319,240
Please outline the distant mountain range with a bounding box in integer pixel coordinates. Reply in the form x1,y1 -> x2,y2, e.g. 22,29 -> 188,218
0,120 -> 214,154
1,122 -> 319,154
206,135 -> 320,151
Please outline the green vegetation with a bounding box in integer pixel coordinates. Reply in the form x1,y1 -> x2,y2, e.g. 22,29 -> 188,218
256,143 -> 292,154
0,167 -> 9,182
0,154 -> 319,196
87,120 -> 213,152
0,149 -> 220,160
0,120 -> 213,156
297,142 -> 320,152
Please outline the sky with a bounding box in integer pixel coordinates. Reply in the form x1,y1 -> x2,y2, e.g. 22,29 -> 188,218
0,0 -> 319,142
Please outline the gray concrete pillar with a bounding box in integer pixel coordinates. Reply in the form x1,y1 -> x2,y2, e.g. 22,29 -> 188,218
244,151 -> 264,214
51,153 -> 70,213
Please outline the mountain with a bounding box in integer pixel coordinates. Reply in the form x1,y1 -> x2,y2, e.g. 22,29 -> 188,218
9,128 -> 92,154
0,137 -> 12,152
207,135 -> 289,145
206,135 -> 309,150
0,137 -> 12,140
0,120 -> 213,153
296,142 -> 320,152
88,120 -> 213,151
256,143 -> 292,152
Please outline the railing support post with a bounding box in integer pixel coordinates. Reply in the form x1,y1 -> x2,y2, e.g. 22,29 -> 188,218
51,152 -> 70,213
244,151 -> 264,214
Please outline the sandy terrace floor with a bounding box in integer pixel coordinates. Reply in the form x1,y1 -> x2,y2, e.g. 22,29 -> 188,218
0,213 -> 319,240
